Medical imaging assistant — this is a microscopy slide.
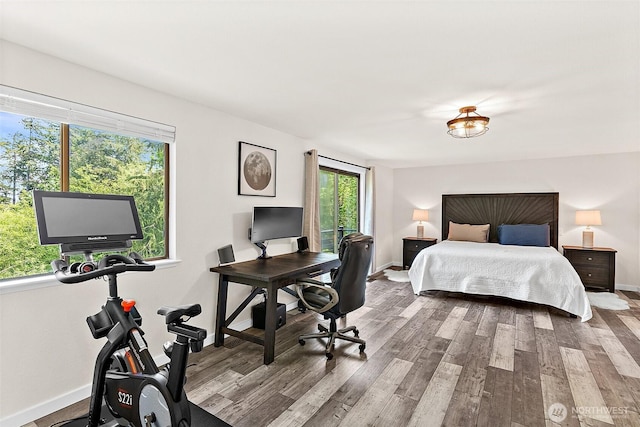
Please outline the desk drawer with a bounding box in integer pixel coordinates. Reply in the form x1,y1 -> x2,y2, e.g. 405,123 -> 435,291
300,269 -> 333,279
298,263 -> 338,280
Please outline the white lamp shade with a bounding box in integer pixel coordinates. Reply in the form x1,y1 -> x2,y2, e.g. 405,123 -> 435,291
412,209 -> 429,222
575,210 -> 602,226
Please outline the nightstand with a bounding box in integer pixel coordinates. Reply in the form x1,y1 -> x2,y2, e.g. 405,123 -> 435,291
403,237 -> 437,269
562,245 -> 616,292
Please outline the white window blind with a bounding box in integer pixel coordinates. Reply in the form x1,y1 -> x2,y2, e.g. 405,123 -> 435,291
0,85 -> 176,143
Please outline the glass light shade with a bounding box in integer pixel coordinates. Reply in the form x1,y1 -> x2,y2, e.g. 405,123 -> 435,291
575,210 -> 602,226
447,106 -> 490,138
412,209 -> 429,222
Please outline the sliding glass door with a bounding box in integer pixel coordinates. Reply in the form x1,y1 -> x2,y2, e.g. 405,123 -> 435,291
319,166 -> 360,253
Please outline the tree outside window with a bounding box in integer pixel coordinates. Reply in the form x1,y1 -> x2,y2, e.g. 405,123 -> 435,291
319,167 -> 359,253
0,112 -> 168,280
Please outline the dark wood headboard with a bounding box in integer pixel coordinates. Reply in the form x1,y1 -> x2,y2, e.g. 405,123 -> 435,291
442,192 -> 559,249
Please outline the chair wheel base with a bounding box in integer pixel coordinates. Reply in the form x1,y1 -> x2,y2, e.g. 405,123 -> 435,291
298,321 -> 366,360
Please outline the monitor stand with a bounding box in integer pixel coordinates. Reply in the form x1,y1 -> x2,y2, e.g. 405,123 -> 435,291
254,241 -> 271,259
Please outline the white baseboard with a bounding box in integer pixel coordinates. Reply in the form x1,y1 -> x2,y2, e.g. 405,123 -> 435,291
1,303 -> 298,427
616,283 -> 640,292
0,384 -> 92,427
374,261 -> 394,273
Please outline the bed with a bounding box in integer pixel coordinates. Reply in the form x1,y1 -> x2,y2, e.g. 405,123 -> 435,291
407,192 -> 592,321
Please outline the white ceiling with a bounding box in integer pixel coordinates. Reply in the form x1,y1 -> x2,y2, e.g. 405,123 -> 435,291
1,1 -> 639,168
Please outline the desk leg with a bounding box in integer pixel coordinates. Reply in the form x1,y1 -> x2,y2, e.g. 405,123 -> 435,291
214,274 -> 228,347
263,286 -> 277,364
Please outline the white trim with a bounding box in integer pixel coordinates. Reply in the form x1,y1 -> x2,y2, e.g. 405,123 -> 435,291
376,261 -> 395,273
0,383 -> 91,427
0,258 -> 181,295
0,85 -> 176,143
616,283 -> 640,292
169,139 -> 178,259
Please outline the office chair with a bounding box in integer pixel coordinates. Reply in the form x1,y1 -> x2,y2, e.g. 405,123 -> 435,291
296,232 -> 374,360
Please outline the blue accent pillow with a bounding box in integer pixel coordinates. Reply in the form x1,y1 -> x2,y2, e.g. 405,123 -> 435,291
498,224 -> 550,247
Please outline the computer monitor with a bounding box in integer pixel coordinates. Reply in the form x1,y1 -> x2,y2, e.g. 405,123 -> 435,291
33,190 -> 143,255
249,206 -> 303,259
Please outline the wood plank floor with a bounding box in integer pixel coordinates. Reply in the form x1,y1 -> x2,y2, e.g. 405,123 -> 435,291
29,276 -> 640,427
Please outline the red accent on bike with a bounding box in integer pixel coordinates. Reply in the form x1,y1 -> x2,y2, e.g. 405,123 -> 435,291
81,263 -> 95,273
121,300 -> 136,313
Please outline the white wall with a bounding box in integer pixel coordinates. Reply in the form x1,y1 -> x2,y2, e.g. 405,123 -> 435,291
393,152 -> 640,287
0,41 -> 373,424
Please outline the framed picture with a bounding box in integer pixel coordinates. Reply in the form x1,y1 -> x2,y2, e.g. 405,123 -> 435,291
238,141 -> 277,197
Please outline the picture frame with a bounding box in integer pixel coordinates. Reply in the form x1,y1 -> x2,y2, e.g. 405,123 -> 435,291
238,141 -> 277,197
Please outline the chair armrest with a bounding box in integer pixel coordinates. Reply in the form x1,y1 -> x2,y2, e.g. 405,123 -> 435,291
295,279 -> 339,313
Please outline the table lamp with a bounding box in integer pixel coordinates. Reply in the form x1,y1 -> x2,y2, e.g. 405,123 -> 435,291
575,210 -> 601,248
412,209 -> 429,238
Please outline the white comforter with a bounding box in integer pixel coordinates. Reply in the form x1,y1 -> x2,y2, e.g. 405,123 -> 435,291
408,240 -> 592,321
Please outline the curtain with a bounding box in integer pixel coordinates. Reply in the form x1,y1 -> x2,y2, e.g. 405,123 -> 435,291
364,166 -> 376,273
303,150 -> 321,251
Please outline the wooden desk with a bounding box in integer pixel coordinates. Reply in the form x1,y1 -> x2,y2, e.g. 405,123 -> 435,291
210,251 -> 340,364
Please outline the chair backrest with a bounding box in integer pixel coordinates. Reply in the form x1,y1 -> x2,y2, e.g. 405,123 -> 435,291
331,233 -> 374,315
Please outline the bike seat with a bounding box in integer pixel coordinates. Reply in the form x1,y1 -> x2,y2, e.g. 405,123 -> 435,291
157,304 -> 202,324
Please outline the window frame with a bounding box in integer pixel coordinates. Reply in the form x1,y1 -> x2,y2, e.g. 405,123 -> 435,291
0,86 -> 175,290
318,158 -> 366,253
61,123 -> 170,260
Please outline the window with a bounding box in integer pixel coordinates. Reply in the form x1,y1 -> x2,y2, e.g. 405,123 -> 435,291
0,87 -> 172,281
319,166 -> 360,253
67,125 -> 168,260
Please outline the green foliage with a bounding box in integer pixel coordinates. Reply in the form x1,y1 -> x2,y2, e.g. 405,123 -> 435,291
0,195 -> 59,277
319,168 -> 359,253
319,169 -> 335,232
68,126 -> 166,259
337,174 -> 358,230
0,116 -> 167,280
0,117 -> 60,203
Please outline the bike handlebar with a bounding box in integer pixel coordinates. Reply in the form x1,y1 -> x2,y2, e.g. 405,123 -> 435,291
52,253 -> 156,284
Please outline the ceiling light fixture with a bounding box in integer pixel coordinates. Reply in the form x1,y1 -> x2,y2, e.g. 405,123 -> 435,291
447,106 -> 490,138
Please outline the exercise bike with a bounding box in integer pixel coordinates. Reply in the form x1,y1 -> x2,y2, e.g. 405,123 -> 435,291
33,190 -> 229,426
52,252 -> 229,427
